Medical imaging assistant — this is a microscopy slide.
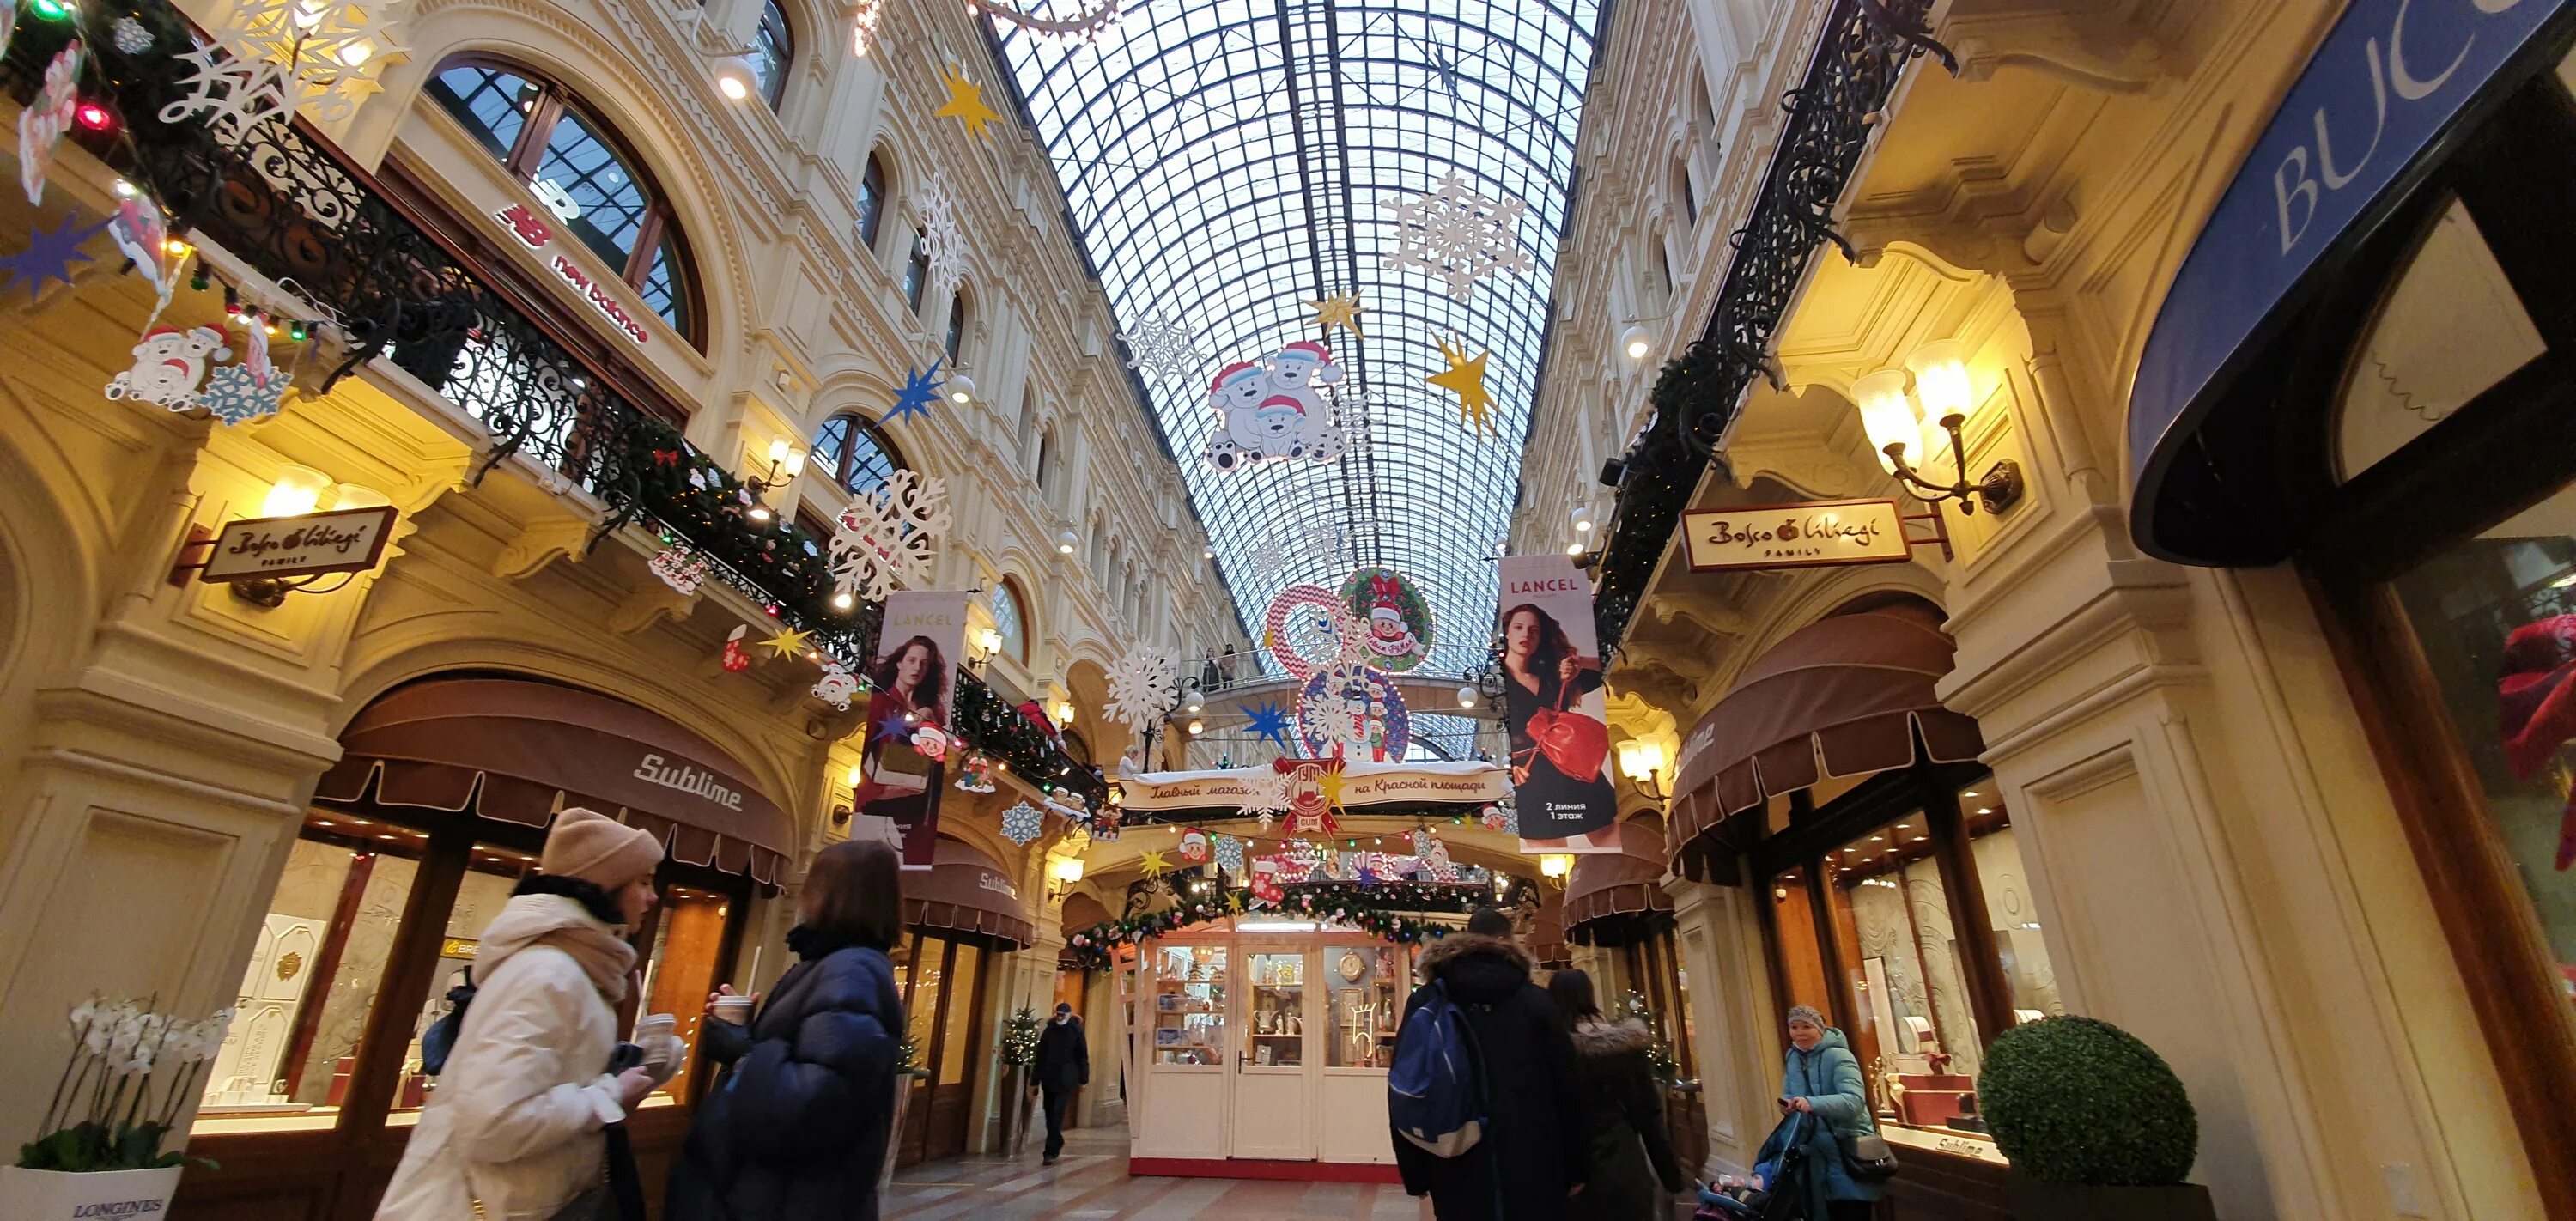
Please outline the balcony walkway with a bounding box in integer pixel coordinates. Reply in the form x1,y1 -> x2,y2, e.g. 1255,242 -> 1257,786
882,1125 -> 1428,1220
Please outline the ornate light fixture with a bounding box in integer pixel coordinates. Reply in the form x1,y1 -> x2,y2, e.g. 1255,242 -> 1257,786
740,437 -> 805,523
1851,340 -> 2022,515
1615,738 -> 1668,803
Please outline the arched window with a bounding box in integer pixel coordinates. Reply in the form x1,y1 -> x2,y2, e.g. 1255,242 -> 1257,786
807,412 -> 905,492
988,580 -> 1028,664
857,152 -> 889,251
1036,426 -> 1060,503
750,1 -> 793,112
1675,157 -> 1697,226
902,228 -> 931,313
1015,389 -> 1037,465
945,289 -> 969,362
426,58 -> 701,343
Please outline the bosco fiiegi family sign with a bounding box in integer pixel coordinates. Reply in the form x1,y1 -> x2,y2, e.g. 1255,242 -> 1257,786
201,505 -> 400,583
1680,498 -> 1925,572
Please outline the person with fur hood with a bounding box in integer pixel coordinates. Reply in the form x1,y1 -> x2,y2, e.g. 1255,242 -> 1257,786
1549,969 -> 1687,1220
375,807 -> 670,1221
1390,907 -> 1588,1221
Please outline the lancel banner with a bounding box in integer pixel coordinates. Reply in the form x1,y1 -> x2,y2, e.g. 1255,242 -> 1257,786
853,590 -> 968,869
1496,555 -> 1621,853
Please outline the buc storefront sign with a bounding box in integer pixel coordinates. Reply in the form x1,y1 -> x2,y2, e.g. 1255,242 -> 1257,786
1682,498 -> 1911,571
202,505 -> 398,582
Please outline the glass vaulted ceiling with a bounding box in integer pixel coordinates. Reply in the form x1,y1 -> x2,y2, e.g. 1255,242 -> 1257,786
995,0 -> 1600,679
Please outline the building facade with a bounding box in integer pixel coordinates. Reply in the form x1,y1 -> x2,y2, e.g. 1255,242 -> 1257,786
1525,0 -> 2568,1218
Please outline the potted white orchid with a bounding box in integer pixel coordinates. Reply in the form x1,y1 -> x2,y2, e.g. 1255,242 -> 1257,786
3,996 -> 233,1221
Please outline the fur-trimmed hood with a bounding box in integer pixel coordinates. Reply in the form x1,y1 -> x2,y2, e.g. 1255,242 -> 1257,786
1570,1017 -> 1654,1058
1416,932 -> 1534,977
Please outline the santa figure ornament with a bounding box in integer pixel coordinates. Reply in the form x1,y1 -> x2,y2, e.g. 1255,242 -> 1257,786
1363,574 -> 1422,664
104,325 -> 231,410
1179,828 -> 1208,863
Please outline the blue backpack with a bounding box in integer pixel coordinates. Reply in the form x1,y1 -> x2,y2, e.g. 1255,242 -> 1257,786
1388,980 -> 1485,1157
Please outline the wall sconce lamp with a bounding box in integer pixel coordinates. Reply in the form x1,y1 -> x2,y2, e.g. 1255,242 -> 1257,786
1455,685 -> 1479,709
742,438 -> 805,523
1619,324 -> 1652,361
970,625 -> 1004,668
1057,530 -> 1078,556
1051,698 -> 1078,726
946,371 -> 977,405
1616,738 -> 1669,802
1047,853 -> 1086,898
1851,340 -> 2023,515
1538,853 -> 1575,880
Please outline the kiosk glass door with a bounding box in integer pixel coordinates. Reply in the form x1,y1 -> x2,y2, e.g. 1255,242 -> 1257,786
1231,949 -> 1314,1158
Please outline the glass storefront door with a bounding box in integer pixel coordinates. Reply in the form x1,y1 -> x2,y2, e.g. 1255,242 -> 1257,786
1230,948 -> 1312,1158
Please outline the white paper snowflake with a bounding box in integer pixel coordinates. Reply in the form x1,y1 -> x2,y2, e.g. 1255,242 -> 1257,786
1236,767 -> 1291,823
811,662 -> 859,711
1244,522 -> 1341,591
1379,172 -> 1536,302
829,468 -> 951,602
112,17 -> 154,54
1101,646 -> 1176,732
199,363 -> 292,425
919,173 -> 966,306
1117,311 -> 1203,386
999,802 -> 1046,845
159,46 -> 294,148
647,544 -> 708,595
213,0 -> 411,124
1297,680 -> 1364,751
1212,833 -> 1245,876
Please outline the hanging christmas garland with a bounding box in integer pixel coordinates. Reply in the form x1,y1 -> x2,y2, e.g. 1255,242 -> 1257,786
1062,883 -> 1471,969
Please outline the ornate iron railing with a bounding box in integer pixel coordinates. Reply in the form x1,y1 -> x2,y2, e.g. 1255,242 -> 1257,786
1592,0 -> 1951,653
3,0 -> 1106,805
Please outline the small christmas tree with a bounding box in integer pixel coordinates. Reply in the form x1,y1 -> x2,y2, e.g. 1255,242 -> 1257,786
1000,1007 -> 1042,1066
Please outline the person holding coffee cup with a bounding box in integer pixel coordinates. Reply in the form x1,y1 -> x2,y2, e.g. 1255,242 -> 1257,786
666,840 -> 907,1221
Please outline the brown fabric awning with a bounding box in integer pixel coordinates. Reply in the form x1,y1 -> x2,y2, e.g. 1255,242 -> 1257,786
903,837 -> 1034,950
313,677 -> 793,884
1668,604 -> 1984,865
1527,890 -> 1571,969
1563,817 -> 1672,937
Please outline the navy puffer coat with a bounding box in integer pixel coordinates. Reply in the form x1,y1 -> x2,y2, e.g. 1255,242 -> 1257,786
665,938 -> 903,1221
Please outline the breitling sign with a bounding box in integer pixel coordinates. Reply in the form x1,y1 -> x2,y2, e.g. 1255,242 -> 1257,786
1682,498 -> 1911,572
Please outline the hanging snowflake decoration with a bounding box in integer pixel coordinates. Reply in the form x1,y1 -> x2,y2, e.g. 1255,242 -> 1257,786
810,662 -> 860,711
199,363 -> 294,425
1378,172 -> 1536,302
647,544 -> 709,595
1236,764 -> 1291,826
204,0 -> 415,126
1117,311 -> 1203,386
1102,646 -> 1176,732
829,468 -> 950,602
1000,802 -> 1047,845
1212,833 -> 1245,877
112,16 -> 154,53
919,173 -> 966,306
159,44 -> 294,149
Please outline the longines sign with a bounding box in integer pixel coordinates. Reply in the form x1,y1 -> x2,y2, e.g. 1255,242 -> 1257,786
202,506 -> 398,582
1682,498 -> 1911,572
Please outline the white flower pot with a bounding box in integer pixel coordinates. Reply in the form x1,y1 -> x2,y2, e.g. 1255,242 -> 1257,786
0,1165 -> 185,1221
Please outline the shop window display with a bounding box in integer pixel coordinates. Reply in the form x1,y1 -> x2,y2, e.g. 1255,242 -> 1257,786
196,815 -> 428,1130
1824,812 -> 1987,1134
1325,944 -> 1404,1068
1152,944 -> 1226,1065
635,885 -> 733,1102
1244,951 -> 1304,1066
1961,787 -> 2061,1026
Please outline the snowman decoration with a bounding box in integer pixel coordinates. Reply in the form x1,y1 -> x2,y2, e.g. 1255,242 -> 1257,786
1200,340 -> 1347,472
105,325 -> 231,410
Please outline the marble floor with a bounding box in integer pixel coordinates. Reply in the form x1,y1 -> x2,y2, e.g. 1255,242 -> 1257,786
882,1125 -> 1431,1220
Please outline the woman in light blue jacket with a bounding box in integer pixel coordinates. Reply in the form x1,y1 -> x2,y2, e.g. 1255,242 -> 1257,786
1751,1005 -> 1884,1221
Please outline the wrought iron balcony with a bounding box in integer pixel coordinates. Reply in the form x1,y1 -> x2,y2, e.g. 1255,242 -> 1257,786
1,0 -> 1105,805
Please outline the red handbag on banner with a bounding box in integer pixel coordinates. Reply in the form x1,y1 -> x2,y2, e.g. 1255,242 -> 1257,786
1519,678 -> 1609,781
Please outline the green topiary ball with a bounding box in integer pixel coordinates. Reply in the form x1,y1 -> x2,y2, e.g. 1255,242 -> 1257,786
1980,1016 -> 2197,1187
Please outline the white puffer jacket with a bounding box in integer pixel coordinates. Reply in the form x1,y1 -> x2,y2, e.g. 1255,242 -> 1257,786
375,895 -> 635,1221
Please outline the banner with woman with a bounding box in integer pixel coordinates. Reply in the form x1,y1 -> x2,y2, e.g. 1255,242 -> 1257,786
852,590 -> 967,869
1495,555 -> 1621,852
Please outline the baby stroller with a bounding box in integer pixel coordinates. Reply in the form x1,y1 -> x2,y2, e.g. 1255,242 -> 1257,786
1695,1112 -> 1820,1221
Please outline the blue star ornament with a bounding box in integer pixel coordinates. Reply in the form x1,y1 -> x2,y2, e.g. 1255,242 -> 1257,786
1244,700 -> 1293,750
876,712 -> 914,744
884,359 -> 944,425
0,215 -> 106,301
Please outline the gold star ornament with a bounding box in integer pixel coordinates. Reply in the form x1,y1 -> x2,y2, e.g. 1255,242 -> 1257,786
1139,848 -> 1172,877
1307,293 -> 1366,337
934,64 -> 1005,141
1427,337 -> 1494,437
759,625 -> 813,659
1225,891 -> 1246,914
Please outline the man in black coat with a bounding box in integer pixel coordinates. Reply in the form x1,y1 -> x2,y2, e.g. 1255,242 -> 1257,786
1391,908 -> 1589,1221
1031,1002 -> 1090,1164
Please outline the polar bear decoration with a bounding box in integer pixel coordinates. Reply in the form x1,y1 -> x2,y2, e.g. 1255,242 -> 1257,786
1200,339 -> 1348,472
105,325 -> 232,410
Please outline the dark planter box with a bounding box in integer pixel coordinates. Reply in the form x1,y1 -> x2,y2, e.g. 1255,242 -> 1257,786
2009,1176 -> 2216,1221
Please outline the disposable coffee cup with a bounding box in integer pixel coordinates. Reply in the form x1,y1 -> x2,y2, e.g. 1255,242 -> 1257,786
635,1013 -> 677,1042
713,995 -> 755,1025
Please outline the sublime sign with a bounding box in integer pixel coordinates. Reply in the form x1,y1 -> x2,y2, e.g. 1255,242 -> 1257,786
1682,499 -> 1910,571
2128,0 -> 2567,518
634,753 -> 744,811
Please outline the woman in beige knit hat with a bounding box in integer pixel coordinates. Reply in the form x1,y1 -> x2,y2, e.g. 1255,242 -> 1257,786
376,807 -> 669,1221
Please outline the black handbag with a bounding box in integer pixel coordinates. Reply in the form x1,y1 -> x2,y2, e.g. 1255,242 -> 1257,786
1838,1130 -> 1900,1182
418,967 -> 475,1076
